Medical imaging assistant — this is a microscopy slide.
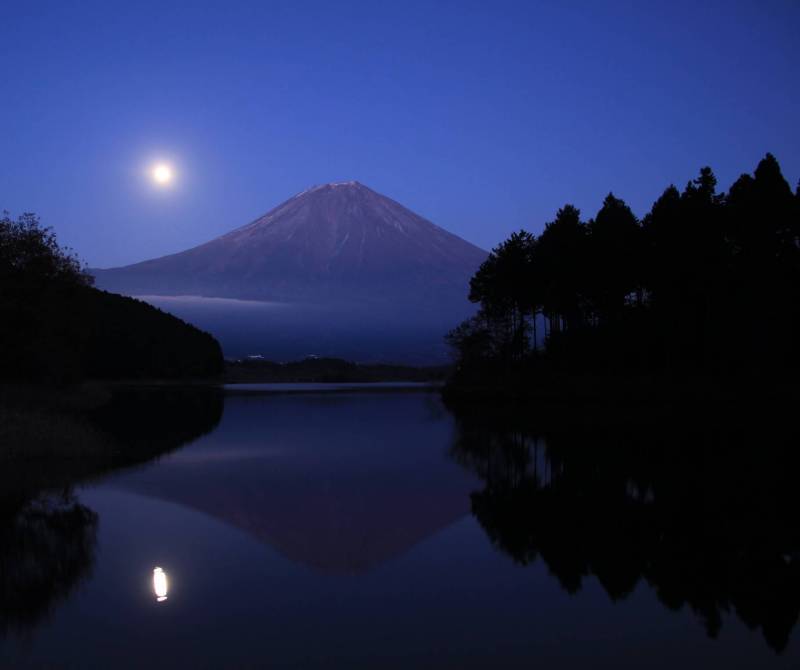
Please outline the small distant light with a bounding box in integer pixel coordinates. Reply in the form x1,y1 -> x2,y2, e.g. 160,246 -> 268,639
153,567 -> 169,602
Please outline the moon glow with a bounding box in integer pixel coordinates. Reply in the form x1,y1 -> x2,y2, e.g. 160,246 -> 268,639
152,163 -> 173,185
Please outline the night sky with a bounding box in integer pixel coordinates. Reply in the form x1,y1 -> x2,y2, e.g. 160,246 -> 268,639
2,0 -> 798,267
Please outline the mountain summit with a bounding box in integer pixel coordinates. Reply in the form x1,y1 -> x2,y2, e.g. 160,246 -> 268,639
94,181 -> 486,308
92,182 -> 487,362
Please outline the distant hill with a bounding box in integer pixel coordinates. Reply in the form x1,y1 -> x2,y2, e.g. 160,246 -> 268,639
224,356 -> 448,383
92,182 -> 487,363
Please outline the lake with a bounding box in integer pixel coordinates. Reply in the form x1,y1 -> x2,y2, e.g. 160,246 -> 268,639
2,386 -> 799,668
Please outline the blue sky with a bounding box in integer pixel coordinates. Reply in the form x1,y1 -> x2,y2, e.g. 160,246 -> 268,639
1,0 -> 798,266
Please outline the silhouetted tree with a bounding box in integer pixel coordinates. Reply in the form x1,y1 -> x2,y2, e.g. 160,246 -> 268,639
534,205 -> 588,333
467,231 -> 537,363
0,212 -> 223,381
0,212 -> 92,289
586,193 -> 643,320
725,154 -> 799,371
447,153 -> 799,389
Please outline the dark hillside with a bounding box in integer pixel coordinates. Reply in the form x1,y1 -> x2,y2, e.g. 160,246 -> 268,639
0,212 -> 223,382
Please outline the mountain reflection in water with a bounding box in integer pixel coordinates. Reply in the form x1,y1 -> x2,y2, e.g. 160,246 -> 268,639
106,392 -> 476,574
449,409 -> 800,653
2,387 -> 800,667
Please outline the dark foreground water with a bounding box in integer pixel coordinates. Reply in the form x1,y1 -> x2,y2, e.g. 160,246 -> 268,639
2,387 -> 799,668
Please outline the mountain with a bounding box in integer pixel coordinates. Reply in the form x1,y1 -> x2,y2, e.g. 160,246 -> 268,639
94,181 -> 486,307
92,182 -> 487,362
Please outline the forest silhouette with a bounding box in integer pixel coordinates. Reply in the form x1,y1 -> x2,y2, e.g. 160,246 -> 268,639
0,212 -> 223,383
447,154 -> 799,392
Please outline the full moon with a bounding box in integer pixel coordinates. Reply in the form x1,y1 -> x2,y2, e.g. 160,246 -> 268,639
152,163 -> 173,185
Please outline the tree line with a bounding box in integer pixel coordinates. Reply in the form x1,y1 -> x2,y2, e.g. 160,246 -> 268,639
448,153 -> 799,382
0,212 -> 223,382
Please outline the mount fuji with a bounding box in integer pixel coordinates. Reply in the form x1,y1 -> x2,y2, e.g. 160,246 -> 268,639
92,182 -> 487,363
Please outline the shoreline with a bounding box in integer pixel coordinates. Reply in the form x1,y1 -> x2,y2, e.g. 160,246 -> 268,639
441,370 -> 800,429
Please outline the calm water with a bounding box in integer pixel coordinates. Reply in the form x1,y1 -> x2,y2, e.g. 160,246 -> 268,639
2,388 -> 799,668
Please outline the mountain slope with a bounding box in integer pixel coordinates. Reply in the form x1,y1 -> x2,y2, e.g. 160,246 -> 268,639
92,182 -> 486,362
93,181 -> 486,309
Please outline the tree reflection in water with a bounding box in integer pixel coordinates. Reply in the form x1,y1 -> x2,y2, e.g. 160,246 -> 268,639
0,492 -> 98,637
0,385 -> 224,636
450,410 -> 800,653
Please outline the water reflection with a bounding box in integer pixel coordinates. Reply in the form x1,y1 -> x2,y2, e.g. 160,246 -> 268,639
4,387 -> 799,664
0,493 -> 98,636
450,409 -> 800,653
153,567 -> 168,603
88,385 -> 225,468
0,386 -> 222,636
107,392 -> 473,575
0,386 -> 224,512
